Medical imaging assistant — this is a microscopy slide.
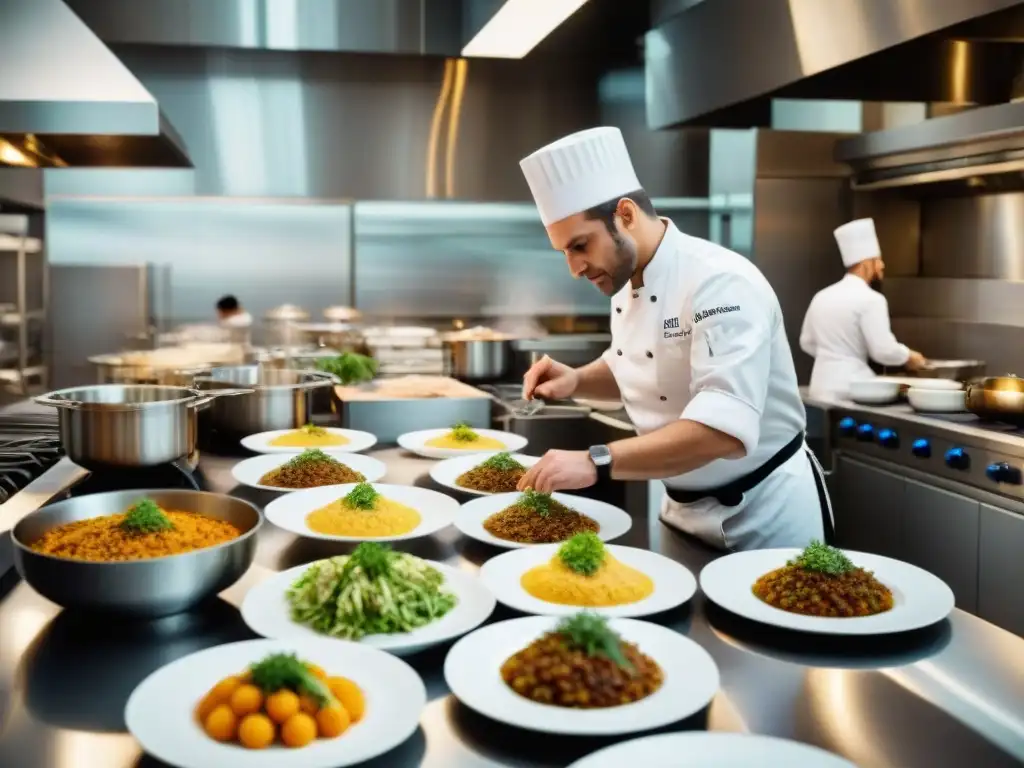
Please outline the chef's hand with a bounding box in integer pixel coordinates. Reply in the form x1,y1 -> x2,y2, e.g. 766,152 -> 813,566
517,449 -> 597,493
522,355 -> 578,401
906,350 -> 927,371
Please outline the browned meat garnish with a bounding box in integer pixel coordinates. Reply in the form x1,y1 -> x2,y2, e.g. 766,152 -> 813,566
752,565 -> 894,617
483,490 -> 598,544
259,449 -> 365,489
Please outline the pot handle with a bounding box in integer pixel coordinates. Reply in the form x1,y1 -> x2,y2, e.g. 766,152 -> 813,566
34,394 -> 81,409
298,371 -> 341,389
189,388 -> 254,410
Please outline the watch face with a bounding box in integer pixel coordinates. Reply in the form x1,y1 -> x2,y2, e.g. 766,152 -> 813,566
590,445 -> 612,466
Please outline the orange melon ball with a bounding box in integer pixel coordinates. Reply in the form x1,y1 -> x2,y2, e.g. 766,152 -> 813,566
265,689 -> 301,724
327,677 -> 365,723
229,684 -> 264,717
209,675 -> 242,701
298,693 -> 320,715
281,712 -> 318,748
238,713 -> 275,750
203,704 -> 237,742
194,692 -> 222,723
316,703 -> 351,739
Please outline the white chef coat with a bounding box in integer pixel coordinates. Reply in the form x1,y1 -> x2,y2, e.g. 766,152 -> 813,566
800,273 -> 909,401
603,220 -> 826,551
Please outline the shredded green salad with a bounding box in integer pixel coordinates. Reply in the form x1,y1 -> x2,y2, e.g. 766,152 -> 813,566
286,542 -> 458,640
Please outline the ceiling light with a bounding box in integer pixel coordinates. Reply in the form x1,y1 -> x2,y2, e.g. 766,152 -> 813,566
461,0 -> 591,59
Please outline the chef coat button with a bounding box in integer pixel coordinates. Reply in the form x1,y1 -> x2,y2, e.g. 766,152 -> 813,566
650,295 -> 657,302
615,307 -> 621,314
646,351 -> 653,359
632,291 -> 638,298
616,349 -> 623,356
660,395 -> 667,401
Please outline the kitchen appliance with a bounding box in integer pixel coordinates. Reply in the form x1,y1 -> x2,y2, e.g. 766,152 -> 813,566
193,366 -> 337,435
965,375 -> 1024,425
12,489 -> 260,617
34,385 -> 250,469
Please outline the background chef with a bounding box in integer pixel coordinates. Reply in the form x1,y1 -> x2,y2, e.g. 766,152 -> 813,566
800,218 -> 926,401
516,126 -> 831,551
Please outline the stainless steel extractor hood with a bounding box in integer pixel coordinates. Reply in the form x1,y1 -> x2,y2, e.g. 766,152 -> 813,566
646,0 -> 1024,129
0,0 -> 191,168
835,101 -> 1024,192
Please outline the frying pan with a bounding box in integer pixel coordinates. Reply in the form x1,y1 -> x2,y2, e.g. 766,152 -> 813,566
964,375 -> 1024,425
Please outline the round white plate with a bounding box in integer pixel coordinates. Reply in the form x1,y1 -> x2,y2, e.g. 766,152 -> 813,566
478,544 -> 695,618
241,428 -> 378,454
231,453 -> 387,492
264,483 -> 459,542
700,548 -> 955,635
397,428 -> 528,459
454,492 -> 632,549
567,732 -> 856,768
444,616 -> 719,736
125,637 -> 426,768
429,452 -> 540,496
241,560 -> 495,656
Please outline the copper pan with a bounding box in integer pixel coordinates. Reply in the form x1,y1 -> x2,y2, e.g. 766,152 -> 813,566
964,375 -> 1024,424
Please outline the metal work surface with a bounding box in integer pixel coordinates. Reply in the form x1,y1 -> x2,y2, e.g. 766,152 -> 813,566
1,450 -> 1023,767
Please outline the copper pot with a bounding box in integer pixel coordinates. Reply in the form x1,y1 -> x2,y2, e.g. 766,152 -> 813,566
964,375 -> 1024,423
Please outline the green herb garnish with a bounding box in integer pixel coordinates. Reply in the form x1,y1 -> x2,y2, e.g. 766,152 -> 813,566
282,448 -> 339,469
119,498 -> 174,535
316,353 -> 378,386
558,532 -> 606,576
558,613 -> 631,670
479,452 -> 524,472
342,482 -> 380,510
519,488 -> 555,517
300,423 -> 327,436
789,540 -> 855,575
248,652 -> 335,705
346,541 -> 394,581
450,422 -> 479,442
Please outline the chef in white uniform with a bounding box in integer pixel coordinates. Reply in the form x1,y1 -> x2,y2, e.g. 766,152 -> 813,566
515,127 -> 830,551
800,218 -> 925,401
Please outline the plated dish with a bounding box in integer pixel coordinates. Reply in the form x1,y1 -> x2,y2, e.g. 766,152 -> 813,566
479,536 -> 696,617
241,544 -> 495,656
125,638 -> 426,768
232,451 -> 387,493
429,451 -> 540,496
29,496 -> 241,562
397,426 -> 528,459
567,732 -> 857,768
444,614 -> 719,735
241,427 -> 377,455
700,543 -> 955,635
265,483 -> 459,542
454,490 -> 631,549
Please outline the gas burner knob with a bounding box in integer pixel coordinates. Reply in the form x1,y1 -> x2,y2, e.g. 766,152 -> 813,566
911,438 -> 931,458
945,447 -> 970,471
855,423 -> 874,442
985,462 -> 1022,485
838,417 -> 857,435
877,428 -> 899,448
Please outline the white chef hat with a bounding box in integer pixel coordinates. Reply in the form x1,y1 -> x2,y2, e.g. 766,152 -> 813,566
834,218 -> 881,267
519,127 -> 641,226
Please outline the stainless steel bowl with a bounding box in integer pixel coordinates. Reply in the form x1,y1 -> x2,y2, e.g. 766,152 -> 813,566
12,489 -> 261,618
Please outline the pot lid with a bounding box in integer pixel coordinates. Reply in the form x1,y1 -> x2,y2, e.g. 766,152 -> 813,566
264,304 -> 309,321
323,305 -> 361,321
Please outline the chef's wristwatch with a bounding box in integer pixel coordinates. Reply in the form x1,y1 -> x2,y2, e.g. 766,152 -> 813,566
589,444 -> 612,482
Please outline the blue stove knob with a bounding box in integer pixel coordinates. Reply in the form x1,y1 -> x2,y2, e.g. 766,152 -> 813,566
877,428 -> 899,448
856,423 -> 874,442
985,462 -> 1022,485
838,416 -> 857,435
945,447 -> 970,470
911,438 -> 931,458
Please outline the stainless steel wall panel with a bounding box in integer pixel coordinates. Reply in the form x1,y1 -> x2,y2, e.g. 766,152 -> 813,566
884,278 -> 1024,329
919,193 -> 1024,280
851,192 -> 920,277
890,318 -> 1024,377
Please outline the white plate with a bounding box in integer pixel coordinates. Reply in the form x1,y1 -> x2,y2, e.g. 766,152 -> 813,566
241,428 -> 378,454
700,548 -> 955,635
454,492 -> 632,549
429,452 -> 540,496
264,483 -> 459,542
397,428 -> 528,459
444,616 -> 719,735
231,453 -> 388,492
478,544 -> 696,618
241,560 -> 495,656
125,637 -> 426,768
567,732 -> 857,768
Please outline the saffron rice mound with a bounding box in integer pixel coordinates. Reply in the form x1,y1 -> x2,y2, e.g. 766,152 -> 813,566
521,553 -> 654,607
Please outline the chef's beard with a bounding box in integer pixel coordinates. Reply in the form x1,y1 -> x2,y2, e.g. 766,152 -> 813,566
606,231 -> 637,294
870,277 -> 884,293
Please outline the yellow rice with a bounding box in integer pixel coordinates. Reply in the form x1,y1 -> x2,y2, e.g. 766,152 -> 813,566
269,430 -> 349,448
305,496 -> 420,537
520,553 -> 655,607
425,432 -> 505,451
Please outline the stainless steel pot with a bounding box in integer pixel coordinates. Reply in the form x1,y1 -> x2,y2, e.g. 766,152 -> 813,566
965,375 -> 1024,424
443,339 -> 511,381
193,365 -> 338,435
12,489 -> 261,617
35,385 -> 251,469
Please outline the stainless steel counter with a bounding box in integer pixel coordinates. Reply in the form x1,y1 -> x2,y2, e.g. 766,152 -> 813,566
2,448 -> 1024,768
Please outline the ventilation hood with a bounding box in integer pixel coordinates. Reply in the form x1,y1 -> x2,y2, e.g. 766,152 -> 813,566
646,0 -> 1024,129
835,101 -> 1024,192
0,0 -> 191,168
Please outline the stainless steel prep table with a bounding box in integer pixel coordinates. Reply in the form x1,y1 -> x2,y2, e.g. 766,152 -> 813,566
1,448 -> 1023,768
